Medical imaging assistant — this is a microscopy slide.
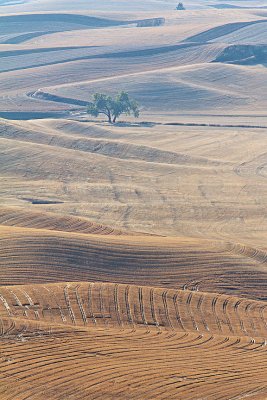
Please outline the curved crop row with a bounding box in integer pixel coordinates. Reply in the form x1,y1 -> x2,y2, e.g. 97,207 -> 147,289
0,225 -> 266,300
0,281 -> 266,339
0,207 -> 137,236
0,281 -> 266,400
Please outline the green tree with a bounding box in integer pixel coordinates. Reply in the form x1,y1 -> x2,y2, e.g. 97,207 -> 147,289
87,91 -> 140,123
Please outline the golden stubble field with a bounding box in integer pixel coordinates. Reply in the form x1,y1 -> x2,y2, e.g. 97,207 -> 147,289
0,1 -> 267,399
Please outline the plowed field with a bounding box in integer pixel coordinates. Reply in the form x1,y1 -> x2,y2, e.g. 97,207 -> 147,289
0,1 -> 266,399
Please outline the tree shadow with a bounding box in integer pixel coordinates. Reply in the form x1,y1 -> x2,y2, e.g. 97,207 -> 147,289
114,121 -> 157,128
69,116 -> 158,128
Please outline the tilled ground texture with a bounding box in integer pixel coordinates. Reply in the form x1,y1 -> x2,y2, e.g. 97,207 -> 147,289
0,282 -> 267,400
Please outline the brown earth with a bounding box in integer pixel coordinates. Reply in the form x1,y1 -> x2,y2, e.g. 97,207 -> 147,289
0,281 -> 267,400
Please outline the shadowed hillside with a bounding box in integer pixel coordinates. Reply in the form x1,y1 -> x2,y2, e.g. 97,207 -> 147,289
215,44 -> 267,65
0,225 -> 266,300
185,19 -> 267,42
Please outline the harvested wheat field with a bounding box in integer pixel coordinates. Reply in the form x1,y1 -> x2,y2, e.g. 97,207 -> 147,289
0,0 -> 266,399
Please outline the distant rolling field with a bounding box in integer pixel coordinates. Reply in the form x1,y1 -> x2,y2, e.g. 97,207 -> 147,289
36,63 -> 267,115
1,118 -> 267,247
211,21 -> 267,43
0,8 -> 266,120
0,2 -> 267,399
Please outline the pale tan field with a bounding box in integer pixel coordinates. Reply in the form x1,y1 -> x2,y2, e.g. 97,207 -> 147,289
0,1 -> 266,399
1,118 -> 267,248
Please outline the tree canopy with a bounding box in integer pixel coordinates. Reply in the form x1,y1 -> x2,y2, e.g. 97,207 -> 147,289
176,2 -> 185,10
87,91 -> 140,123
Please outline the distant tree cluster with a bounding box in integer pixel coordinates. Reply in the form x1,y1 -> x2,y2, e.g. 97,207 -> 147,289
176,2 -> 185,10
87,91 -> 140,123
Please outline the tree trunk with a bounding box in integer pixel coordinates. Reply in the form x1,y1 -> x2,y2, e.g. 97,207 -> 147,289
106,109 -> 112,123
